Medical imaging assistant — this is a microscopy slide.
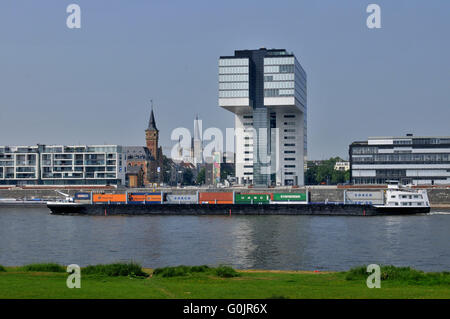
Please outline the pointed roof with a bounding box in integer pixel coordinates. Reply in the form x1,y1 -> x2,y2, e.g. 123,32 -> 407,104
147,101 -> 158,131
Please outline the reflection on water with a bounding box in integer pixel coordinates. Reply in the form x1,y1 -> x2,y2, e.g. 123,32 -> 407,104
0,207 -> 449,271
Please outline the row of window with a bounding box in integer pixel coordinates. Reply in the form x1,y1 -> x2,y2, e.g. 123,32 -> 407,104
264,74 -> 295,81
264,65 -> 295,74
264,89 -> 294,97
219,58 -> 248,66
219,90 -> 249,98
264,81 -> 295,89
219,74 -> 249,82
264,57 -> 295,65
219,82 -> 249,90
219,66 -> 248,74
352,153 -> 450,162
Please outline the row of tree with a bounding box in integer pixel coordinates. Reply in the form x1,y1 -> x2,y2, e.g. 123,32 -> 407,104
305,157 -> 350,185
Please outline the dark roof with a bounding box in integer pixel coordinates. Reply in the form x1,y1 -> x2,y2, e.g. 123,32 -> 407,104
124,146 -> 151,160
148,108 -> 157,131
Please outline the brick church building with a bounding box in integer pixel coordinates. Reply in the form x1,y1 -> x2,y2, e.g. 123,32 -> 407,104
125,107 -> 163,187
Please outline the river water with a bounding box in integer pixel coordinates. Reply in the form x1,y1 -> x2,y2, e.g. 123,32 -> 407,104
0,207 -> 449,271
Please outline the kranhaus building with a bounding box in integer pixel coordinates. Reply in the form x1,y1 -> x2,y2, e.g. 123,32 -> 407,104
219,48 -> 307,186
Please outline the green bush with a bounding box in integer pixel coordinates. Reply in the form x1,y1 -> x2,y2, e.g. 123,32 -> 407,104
152,265 -> 240,278
153,265 -> 210,278
215,265 -> 240,278
345,265 -> 450,285
22,263 -> 65,273
82,262 -> 148,277
0,265 -> 6,272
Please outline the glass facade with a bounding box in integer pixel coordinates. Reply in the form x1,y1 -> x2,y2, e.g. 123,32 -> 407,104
350,137 -> 450,185
218,58 -> 249,101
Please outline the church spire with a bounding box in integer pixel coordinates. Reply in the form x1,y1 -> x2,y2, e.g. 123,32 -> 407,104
147,100 -> 158,131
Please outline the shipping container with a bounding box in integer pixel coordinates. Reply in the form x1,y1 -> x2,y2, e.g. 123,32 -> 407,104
199,200 -> 233,204
345,190 -> 384,205
129,192 -> 162,203
272,193 -> 307,202
235,193 -> 271,204
92,193 -> 127,203
199,192 -> 233,204
166,194 -> 198,204
74,192 -> 91,200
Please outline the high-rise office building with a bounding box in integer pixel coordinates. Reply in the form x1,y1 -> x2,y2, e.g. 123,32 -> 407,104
219,48 -> 307,186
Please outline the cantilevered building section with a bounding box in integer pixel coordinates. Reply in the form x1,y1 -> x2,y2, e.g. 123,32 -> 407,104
219,48 -> 307,186
350,135 -> 450,185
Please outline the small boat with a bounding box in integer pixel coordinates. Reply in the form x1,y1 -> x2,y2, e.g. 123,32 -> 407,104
373,181 -> 430,214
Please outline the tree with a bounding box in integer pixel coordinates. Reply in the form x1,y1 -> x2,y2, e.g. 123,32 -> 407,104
161,155 -> 173,184
182,169 -> 194,185
306,157 -> 349,185
196,167 -> 205,185
220,165 -> 234,181
305,165 -> 318,185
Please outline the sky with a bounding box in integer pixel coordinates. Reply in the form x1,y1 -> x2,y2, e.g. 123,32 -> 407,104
0,0 -> 449,160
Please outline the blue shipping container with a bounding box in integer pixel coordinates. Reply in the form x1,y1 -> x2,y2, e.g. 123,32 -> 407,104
74,192 -> 91,199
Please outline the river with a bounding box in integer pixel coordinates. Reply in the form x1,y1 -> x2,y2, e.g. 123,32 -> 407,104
0,207 -> 449,271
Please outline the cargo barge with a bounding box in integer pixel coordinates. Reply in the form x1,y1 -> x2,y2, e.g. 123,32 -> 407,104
47,183 -> 431,216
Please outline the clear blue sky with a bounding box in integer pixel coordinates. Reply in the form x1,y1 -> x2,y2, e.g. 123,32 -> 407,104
0,0 -> 449,160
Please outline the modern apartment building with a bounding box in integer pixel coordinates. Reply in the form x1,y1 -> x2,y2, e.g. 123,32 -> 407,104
0,144 -> 126,185
219,48 -> 307,186
350,135 -> 450,185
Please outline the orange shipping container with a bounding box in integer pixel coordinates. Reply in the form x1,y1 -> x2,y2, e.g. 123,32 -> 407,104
199,192 -> 233,203
200,201 -> 233,204
93,194 -> 127,203
130,195 -> 161,202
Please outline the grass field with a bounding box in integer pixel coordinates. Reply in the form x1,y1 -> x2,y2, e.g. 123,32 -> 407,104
0,264 -> 449,299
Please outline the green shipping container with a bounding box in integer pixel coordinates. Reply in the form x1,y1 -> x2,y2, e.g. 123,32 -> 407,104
235,194 -> 270,204
272,193 -> 307,202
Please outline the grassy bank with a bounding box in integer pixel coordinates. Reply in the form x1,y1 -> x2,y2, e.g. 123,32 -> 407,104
0,263 -> 449,299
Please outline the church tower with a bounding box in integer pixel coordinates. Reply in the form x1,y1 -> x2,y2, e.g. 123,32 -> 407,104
145,101 -> 163,184
145,103 -> 159,158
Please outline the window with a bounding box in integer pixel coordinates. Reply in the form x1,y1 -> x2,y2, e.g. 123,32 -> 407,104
284,158 -> 296,161
284,129 -> 296,133
284,143 -> 295,147
284,151 -> 295,154
284,136 -> 295,140
284,115 -> 296,118
284,165 -> 296,168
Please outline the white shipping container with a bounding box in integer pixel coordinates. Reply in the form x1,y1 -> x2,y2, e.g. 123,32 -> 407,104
345,191 -> 384,205
166,194 -> 198,204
